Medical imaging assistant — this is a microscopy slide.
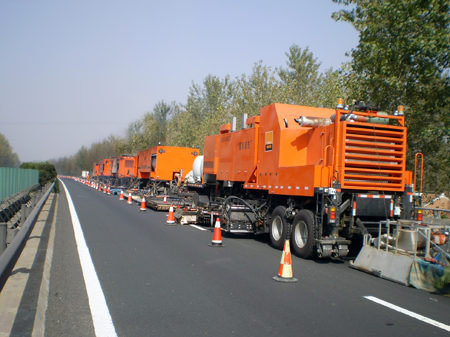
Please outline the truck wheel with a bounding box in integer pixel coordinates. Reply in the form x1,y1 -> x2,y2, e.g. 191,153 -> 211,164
269,206 -> 290,250
291,209 -> 316,259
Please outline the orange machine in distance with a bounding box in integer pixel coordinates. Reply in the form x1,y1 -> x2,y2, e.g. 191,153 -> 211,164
137,146 -> 199,182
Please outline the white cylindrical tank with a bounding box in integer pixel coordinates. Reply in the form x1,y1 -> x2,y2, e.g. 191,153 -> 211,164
192,155 -> 204,183
184,170 -> 195,184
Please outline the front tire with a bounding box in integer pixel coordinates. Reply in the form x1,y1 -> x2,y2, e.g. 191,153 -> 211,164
291,209 -> 317,259
269,206 -> 290,250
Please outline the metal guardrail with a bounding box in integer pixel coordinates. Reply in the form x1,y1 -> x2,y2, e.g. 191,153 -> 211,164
416,207 -> 450,219
365,219 -> 450,260
0,181 -> 55,291
352,218 -> 450,287
0,184 -> 41,224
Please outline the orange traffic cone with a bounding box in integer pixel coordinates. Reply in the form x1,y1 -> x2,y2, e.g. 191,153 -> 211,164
209,218 -> 225,247
103,186 -> 107,194
140,196 -> 147,211
163,195 -> 167,203
127,192 -> 133,204
273,240 -> 298,283
107,186 -> 111,195
119,190 -> 124,201
166,204 -> 175,225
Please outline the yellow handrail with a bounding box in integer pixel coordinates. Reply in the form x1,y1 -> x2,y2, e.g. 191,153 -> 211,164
414,153 -> 424,192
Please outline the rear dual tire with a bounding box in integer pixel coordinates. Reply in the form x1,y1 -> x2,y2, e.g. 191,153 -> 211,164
291,209 -> 317,259
269,206 -> 290,250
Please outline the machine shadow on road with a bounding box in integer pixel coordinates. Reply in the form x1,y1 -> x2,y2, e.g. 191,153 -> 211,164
220,229 -> 364,265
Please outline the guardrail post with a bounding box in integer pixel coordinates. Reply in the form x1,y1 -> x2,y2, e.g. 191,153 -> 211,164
0,223 -> 6,255
425,228 -> 431,257
21,204 -> 28,224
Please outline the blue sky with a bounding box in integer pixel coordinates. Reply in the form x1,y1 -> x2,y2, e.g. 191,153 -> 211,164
0,0 -> 358,162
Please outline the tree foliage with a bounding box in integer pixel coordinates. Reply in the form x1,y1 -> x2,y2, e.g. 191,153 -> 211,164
278,45 -> 323,106
232,61 -> 283,118
333,0 -> 450,191
52,45 -> 348,175
0,133 -> 20,167
51,135 -> 122,176
168,75 -> 233,152
20,162 -> 57,186
145,101 -> 179,147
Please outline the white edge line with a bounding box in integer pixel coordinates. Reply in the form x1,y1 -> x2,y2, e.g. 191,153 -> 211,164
364,296 -> 450,332
60,180 -> 118,337
190,224 -> 207,231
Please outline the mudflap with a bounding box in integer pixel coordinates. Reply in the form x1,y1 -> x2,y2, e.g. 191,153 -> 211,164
316,237 -> 351,258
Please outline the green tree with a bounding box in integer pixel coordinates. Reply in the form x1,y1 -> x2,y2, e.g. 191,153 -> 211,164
168,75 -> 233,152
50,156 -> 75,176
166,109 -> 197,148
0,133 -> 20,167
120,119 -> 145,155
318,67 -> 349,109
197,75 -> 233,144
143,100 -> 179,147
278,45 -> 323,106
20,162 -> 57,186
232,61 -> 283,119
50,134 -> 122,176
74,146 -> 89,171
333,0 -> 450,192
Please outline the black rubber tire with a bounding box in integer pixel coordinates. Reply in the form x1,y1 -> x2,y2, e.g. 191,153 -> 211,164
290,209 -> 317,259
269,206 -> 290,250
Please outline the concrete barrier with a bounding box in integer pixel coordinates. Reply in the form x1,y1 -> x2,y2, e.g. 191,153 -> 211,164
350,245 -> 414,286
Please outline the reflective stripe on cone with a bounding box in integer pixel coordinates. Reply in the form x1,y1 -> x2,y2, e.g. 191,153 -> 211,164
273,240 -> 298,282
209,218 -> 224,247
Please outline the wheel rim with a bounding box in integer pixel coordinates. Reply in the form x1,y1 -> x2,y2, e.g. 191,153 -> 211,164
294,220 -> 308,248
272,215 -> 283,241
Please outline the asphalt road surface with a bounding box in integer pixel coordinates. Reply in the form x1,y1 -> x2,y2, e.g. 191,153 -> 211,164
41,178 -> 450,336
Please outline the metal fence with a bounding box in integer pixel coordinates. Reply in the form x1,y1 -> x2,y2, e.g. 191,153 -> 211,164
0,183 -> 40,226
0,167 -> 40,201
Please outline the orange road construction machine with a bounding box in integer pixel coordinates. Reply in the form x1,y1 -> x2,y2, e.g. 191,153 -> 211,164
185,99 -> 420,258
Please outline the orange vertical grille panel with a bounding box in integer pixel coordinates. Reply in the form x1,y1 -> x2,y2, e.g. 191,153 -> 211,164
339,123 -> 407,191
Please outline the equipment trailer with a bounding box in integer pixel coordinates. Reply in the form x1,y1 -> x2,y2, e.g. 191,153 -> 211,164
185,100 -> 420,259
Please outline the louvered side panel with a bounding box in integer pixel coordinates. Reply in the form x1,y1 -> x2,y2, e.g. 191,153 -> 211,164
340,123 -> 407,191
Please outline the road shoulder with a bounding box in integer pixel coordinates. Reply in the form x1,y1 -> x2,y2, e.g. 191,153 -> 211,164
0,193 -> 56,337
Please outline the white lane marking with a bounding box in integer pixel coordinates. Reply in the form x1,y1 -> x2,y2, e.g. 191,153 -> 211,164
190,225 -> 207,231
364,296 -> 450,332
60,180 -> 118,337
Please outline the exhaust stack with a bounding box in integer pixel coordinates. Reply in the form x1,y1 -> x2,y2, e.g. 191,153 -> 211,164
295,116 -> 332,128
241,113 -> 248,130
231,117 -> 236,132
